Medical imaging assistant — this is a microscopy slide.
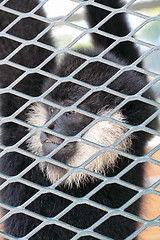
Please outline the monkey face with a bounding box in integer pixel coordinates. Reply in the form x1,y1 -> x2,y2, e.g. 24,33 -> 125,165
39,102 -> 92,152
27,101 -> 131,186
40,106 -> 93,162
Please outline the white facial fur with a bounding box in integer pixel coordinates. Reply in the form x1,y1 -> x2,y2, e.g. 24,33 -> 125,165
27,103 -> 48,156
27,103 -> 132,187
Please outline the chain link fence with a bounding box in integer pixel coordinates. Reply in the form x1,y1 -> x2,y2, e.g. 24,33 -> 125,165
0,0 -> 160,239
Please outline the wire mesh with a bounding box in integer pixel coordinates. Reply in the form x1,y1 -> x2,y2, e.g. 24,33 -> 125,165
0,0 -> 160,239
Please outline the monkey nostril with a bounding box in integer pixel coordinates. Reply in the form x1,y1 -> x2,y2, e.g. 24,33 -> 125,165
49,124 -> 54,130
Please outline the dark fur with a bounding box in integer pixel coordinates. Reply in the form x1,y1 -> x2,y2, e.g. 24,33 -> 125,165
0,0 -> 158,239
86,0 -> 141,65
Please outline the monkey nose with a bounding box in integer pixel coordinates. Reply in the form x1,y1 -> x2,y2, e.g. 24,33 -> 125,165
40,132 -> 47,144
40,132 -> 52,144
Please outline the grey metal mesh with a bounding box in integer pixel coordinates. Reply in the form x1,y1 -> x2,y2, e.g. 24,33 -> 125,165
0,0 -> 160,239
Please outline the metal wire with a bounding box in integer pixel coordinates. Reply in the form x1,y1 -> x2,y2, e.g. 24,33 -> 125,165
0,0 -> 160,239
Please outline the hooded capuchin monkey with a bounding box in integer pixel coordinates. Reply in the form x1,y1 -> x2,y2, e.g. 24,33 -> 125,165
0,0 -> 158,239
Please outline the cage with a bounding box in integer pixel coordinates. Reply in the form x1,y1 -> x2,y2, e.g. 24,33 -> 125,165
0,0 -> 160,239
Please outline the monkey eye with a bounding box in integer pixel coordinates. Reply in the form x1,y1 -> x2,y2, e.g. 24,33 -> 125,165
68,111 -> 76,115
49,107 -> 54,115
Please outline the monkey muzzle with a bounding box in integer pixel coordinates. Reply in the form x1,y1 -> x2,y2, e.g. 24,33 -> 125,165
40,131 -> 62,155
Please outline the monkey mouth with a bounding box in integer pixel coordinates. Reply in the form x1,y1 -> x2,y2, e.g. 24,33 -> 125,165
41,138 -> 53,144
40,132 -> 62,156
40,132 -> 62,146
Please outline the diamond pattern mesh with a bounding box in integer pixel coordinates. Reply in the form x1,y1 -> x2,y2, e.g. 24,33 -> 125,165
0,0 -> 160,239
